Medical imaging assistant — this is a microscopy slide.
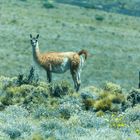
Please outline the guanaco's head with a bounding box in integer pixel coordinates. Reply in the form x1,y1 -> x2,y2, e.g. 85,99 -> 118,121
30,34 -> 39,47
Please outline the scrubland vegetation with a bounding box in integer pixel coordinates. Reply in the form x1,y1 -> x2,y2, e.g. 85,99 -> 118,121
0,0 -> 140,139
0,68 -> 139,140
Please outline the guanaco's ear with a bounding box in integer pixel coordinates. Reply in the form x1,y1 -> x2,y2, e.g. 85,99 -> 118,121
36,34 -> 39,39
30,34 -> 32,39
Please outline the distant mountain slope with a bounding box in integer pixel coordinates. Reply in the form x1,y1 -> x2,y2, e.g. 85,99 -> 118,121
56,0 -> 140,17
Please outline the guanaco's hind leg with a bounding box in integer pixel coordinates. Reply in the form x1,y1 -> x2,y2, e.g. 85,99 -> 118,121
71,69 -> 81,92
76,70 -> 81,91
74,56 -> 84,91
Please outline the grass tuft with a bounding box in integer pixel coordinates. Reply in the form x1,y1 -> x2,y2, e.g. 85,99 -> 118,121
94,98 -> 112,111
32,133 -> 44,140
96,110 -> 104,117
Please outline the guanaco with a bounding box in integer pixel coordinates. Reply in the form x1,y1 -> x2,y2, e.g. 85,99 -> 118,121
30,34 -> 87,91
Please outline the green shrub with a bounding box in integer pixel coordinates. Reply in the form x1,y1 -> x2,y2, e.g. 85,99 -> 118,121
127,88 -> 140,107
0,105 -> 33,139
81,86 -> 101,110
95,15 -> 104,21
104,82 -> 122,94
94,98 -> 112,111
96,110 -> 104,117
58,97 -> 82,120
32,133 -> 44,140
0,76 -> 17,90
0,84 -> 49,106
108,93 -> 125,104
82,98 -> 95,110
4,127 -> 21,139
49,80 -> 73,97
82,83 -> 126,112
124,104 -> 140,122
79,112 -> 107,129
110,103 -> 122,112
16,66 -> 39,86
100,91 -> 125,105
59,108 -> 71,119
43,0 -> 55,9
109,114 -> 127,129
0,75 -> 49,107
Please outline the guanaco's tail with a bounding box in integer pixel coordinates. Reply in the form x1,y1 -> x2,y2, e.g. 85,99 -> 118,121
78,50 -> 88,60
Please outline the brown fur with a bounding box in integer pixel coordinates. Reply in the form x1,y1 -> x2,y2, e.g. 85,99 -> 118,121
36,52 -> 81,71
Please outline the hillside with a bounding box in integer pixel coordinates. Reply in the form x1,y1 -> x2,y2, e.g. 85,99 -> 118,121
1,0 -> 140,90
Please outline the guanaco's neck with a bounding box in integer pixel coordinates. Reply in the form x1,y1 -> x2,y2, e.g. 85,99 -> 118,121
32,42 -> 42,65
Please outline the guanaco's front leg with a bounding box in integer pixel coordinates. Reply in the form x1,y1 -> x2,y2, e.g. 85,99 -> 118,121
46,63 -> 52,83
46,70 -> 52,83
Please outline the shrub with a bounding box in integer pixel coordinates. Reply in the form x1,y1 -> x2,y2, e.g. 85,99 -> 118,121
79,111 -> 108,129
58,97 -> 82,119
0,105 -> 34,139
129,121 -> 140,136
136,129 -> 140,136
0,67 -> 39,91
124,104 -> 140,122
94,98 -> 112,111
0,84 -> 49,106
104,82 -> 122,94
95,15 -> 104,21
31,133 -> 44,140
59,108 -> 71,119
4,127 -> 21,139
0,70 -> 50,107
87,127 -> 140,140
127,88 -> 140,107
40,118 -> 63,137
82,98 -> 95,110
16,66 -> 39,86
32,104 -> 49,119
96,110 -> 104,117
108,93 -> 125,104
81,86 -> 101,110
68,115 -> 81,126
43,0 -> 55,9
109,114 -> 127,129
81,86 -> 101,99
110,103 -> 122,112
0,76 -> 17,90
49,81 -> 73,97
82,83 -> 125,112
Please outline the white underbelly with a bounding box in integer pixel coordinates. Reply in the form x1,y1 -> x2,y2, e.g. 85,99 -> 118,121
51,58 -> 70,73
